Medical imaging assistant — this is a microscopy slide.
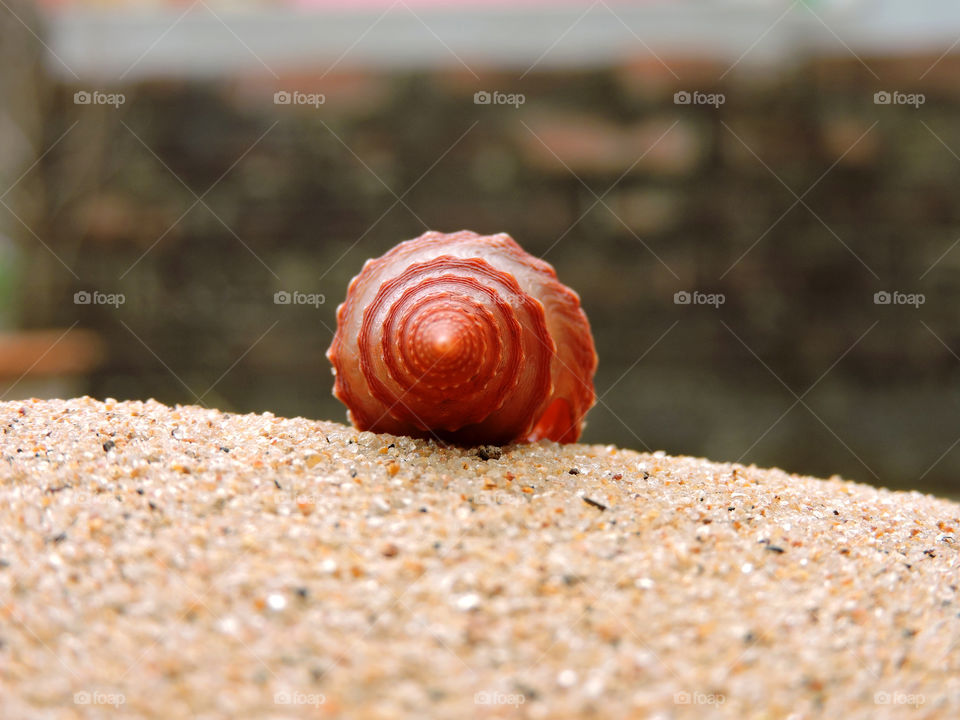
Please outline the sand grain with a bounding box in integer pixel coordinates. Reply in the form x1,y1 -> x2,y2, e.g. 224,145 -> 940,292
0,397 -> 957,719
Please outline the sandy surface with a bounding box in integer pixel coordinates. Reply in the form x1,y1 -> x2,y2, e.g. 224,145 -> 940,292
0,397 -> 957,719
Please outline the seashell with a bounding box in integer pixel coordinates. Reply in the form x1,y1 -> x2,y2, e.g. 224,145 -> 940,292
326,230 -> 597,445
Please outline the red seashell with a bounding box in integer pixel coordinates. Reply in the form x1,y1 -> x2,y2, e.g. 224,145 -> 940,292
326,230 -> 597,446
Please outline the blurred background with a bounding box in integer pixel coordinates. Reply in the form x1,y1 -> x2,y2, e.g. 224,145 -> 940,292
1,0 -> 959,497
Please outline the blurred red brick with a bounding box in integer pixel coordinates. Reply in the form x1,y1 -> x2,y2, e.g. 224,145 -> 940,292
617,56 -> 727,100
811,53 -> 960,97
73,193 -> 185,247
230,70 -> 390,116
517,113 -> 702,176
0,329 -> 103,378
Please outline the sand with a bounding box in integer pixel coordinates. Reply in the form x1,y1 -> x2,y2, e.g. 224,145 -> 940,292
0,396 -> 957,719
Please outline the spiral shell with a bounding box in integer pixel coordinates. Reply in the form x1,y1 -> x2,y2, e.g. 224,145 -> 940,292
326,230 -> 597,445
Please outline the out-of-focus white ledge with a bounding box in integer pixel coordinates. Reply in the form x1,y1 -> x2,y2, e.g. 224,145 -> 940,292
43,1 -> 960,81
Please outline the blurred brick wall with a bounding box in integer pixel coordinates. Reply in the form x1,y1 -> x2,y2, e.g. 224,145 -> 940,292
15,54 -> 960,495
0,0 -> 46,330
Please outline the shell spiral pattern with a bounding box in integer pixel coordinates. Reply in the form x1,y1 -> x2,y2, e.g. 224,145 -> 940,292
327,230 -> 597,446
